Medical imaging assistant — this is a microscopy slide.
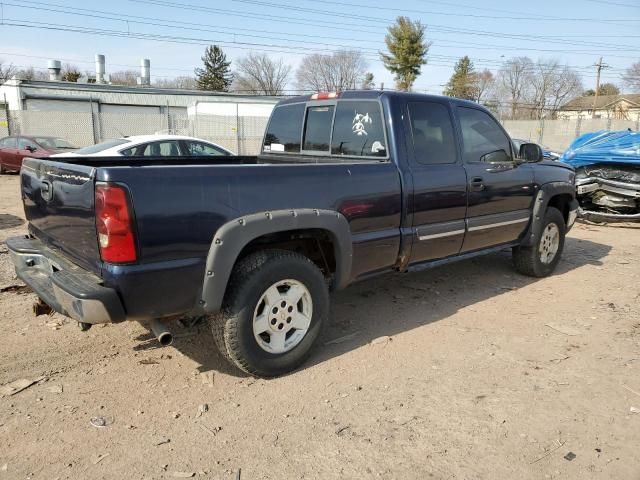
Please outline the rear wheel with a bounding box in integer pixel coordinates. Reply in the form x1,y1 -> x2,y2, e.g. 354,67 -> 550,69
512,206 -> 565,277
210,249 -> 329,377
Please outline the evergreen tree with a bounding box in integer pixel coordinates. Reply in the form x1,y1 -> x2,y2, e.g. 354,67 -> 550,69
443,56 -> 477,100
195,45 -> 233,91
361,72 -> 375,89
380,17 -> 430,91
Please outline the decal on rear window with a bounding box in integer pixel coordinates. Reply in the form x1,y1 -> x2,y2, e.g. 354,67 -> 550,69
352,112 -> 372,136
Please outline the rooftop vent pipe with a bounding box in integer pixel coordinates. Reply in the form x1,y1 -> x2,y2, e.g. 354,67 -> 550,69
48,60 -> 62,81
95,54 -> 106,84
138,58 -> 151,86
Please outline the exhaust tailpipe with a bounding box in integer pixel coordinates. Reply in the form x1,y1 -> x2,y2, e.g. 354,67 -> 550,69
150,319 -> 173,346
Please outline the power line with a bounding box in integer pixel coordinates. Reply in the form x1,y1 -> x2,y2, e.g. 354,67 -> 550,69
0,19 -> 629,84
7,0 -> 638,62
130,0 -> 640,51
585,0 -> 640,7
233,0 -> 640,23
7,0 -> 637,66
0,19 -> 629,81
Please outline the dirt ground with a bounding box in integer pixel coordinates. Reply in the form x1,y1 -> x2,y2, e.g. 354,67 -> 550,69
0,173 -> 639,480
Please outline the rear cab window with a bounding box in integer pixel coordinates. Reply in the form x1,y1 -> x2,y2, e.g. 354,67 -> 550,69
263,98 -> 387,161
302,106 -> 334,152
263,103 -> 305,153
331,101 -> 386,158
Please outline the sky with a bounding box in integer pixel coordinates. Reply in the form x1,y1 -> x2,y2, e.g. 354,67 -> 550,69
0,0 -> 638,94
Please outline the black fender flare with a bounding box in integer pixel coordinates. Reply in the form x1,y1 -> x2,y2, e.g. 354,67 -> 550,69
521,182 -> 576,247
198,209 -> 353,314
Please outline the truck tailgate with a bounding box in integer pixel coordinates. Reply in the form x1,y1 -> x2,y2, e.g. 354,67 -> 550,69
21,158 -> 101,273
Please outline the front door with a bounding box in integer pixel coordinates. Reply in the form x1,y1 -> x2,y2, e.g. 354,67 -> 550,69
455,106 -> 535,252
406,100 -> 468,264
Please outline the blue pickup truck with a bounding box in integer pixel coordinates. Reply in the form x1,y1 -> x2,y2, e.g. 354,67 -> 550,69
8,91 -> 578,377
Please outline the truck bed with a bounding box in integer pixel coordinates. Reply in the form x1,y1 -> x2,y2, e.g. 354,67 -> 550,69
20,155 -> 402,321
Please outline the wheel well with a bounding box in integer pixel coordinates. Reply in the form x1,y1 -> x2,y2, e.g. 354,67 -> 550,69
548,194 -> 573,225
237,229 -> 337,279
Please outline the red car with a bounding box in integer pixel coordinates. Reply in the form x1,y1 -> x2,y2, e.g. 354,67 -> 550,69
0,136 -> 77,173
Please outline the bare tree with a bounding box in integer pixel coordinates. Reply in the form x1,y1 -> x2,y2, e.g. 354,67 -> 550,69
622,61 -> 640,92
154,76 -> 198,89
496,57 -> 534,119
14,67 -> 48,81
546,66 -> 583,116
528,60 -> 583,119
0,59 -> 17,83
296,50 -> 368,92
473,69 -> 495,104
110,70 -> 139,86
233,53 -> 291,95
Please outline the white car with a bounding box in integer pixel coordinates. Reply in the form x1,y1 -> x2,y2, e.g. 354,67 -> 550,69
52,135 -> 234,158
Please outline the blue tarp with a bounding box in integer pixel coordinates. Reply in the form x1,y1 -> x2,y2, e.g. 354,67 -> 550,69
560,130 -> 640,168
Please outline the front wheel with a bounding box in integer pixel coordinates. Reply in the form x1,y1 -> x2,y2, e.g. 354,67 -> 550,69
512,206 -> 566,277
210,249 -> 329,377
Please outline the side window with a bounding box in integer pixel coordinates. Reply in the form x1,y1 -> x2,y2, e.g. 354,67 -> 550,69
263,103 -> 305,153
331,101 -> 386,157
302,105 -> 334,152
408,102 -> 457,165
186,141 -> 226,156
3,137 -> 17,148
457,107 -> 512,163
18,138 -> 36,150
142,141 -> 181,156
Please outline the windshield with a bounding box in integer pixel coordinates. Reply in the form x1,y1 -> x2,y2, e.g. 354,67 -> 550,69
74,139 -> 131,154
34,137 -> 76,149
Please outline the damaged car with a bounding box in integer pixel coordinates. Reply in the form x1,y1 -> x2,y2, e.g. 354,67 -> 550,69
560,130 -> 640,222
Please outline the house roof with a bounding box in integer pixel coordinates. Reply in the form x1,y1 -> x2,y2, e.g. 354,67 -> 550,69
560,93 -> 640,111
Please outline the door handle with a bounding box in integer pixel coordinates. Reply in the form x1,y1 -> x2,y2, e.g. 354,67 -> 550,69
470,177 -> 484,191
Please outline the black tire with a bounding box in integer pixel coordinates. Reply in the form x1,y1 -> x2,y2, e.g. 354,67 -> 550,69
0,162 -> 5,174
209,249 -> 329,377
512,206 -> 566,277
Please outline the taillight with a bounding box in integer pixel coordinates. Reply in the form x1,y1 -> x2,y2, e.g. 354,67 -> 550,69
95,183 -> 137,263
310,91 -> 340,100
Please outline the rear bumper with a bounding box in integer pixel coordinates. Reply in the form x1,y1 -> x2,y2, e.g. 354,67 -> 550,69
7,236 -> 125,324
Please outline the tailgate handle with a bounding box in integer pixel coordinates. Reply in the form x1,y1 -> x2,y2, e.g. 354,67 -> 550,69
41,180 -> 53,202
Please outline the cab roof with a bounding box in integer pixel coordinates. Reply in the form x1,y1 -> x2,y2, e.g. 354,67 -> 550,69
276,90 -> 482,109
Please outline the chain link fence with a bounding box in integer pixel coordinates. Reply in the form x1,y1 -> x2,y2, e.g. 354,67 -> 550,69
2,108 -> 638,155
0,107 -> 8,138
2,108 -> 269,155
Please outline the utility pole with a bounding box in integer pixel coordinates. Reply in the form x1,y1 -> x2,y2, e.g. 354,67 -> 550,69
591,57 -> 609,119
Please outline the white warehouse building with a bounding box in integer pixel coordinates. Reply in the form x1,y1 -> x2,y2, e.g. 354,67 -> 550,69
0,57 -> 280,153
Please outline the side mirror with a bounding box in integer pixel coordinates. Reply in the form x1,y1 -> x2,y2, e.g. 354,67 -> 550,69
481,149 -> 511,163
25,145 -> 37,153
519,143 -> 543,162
